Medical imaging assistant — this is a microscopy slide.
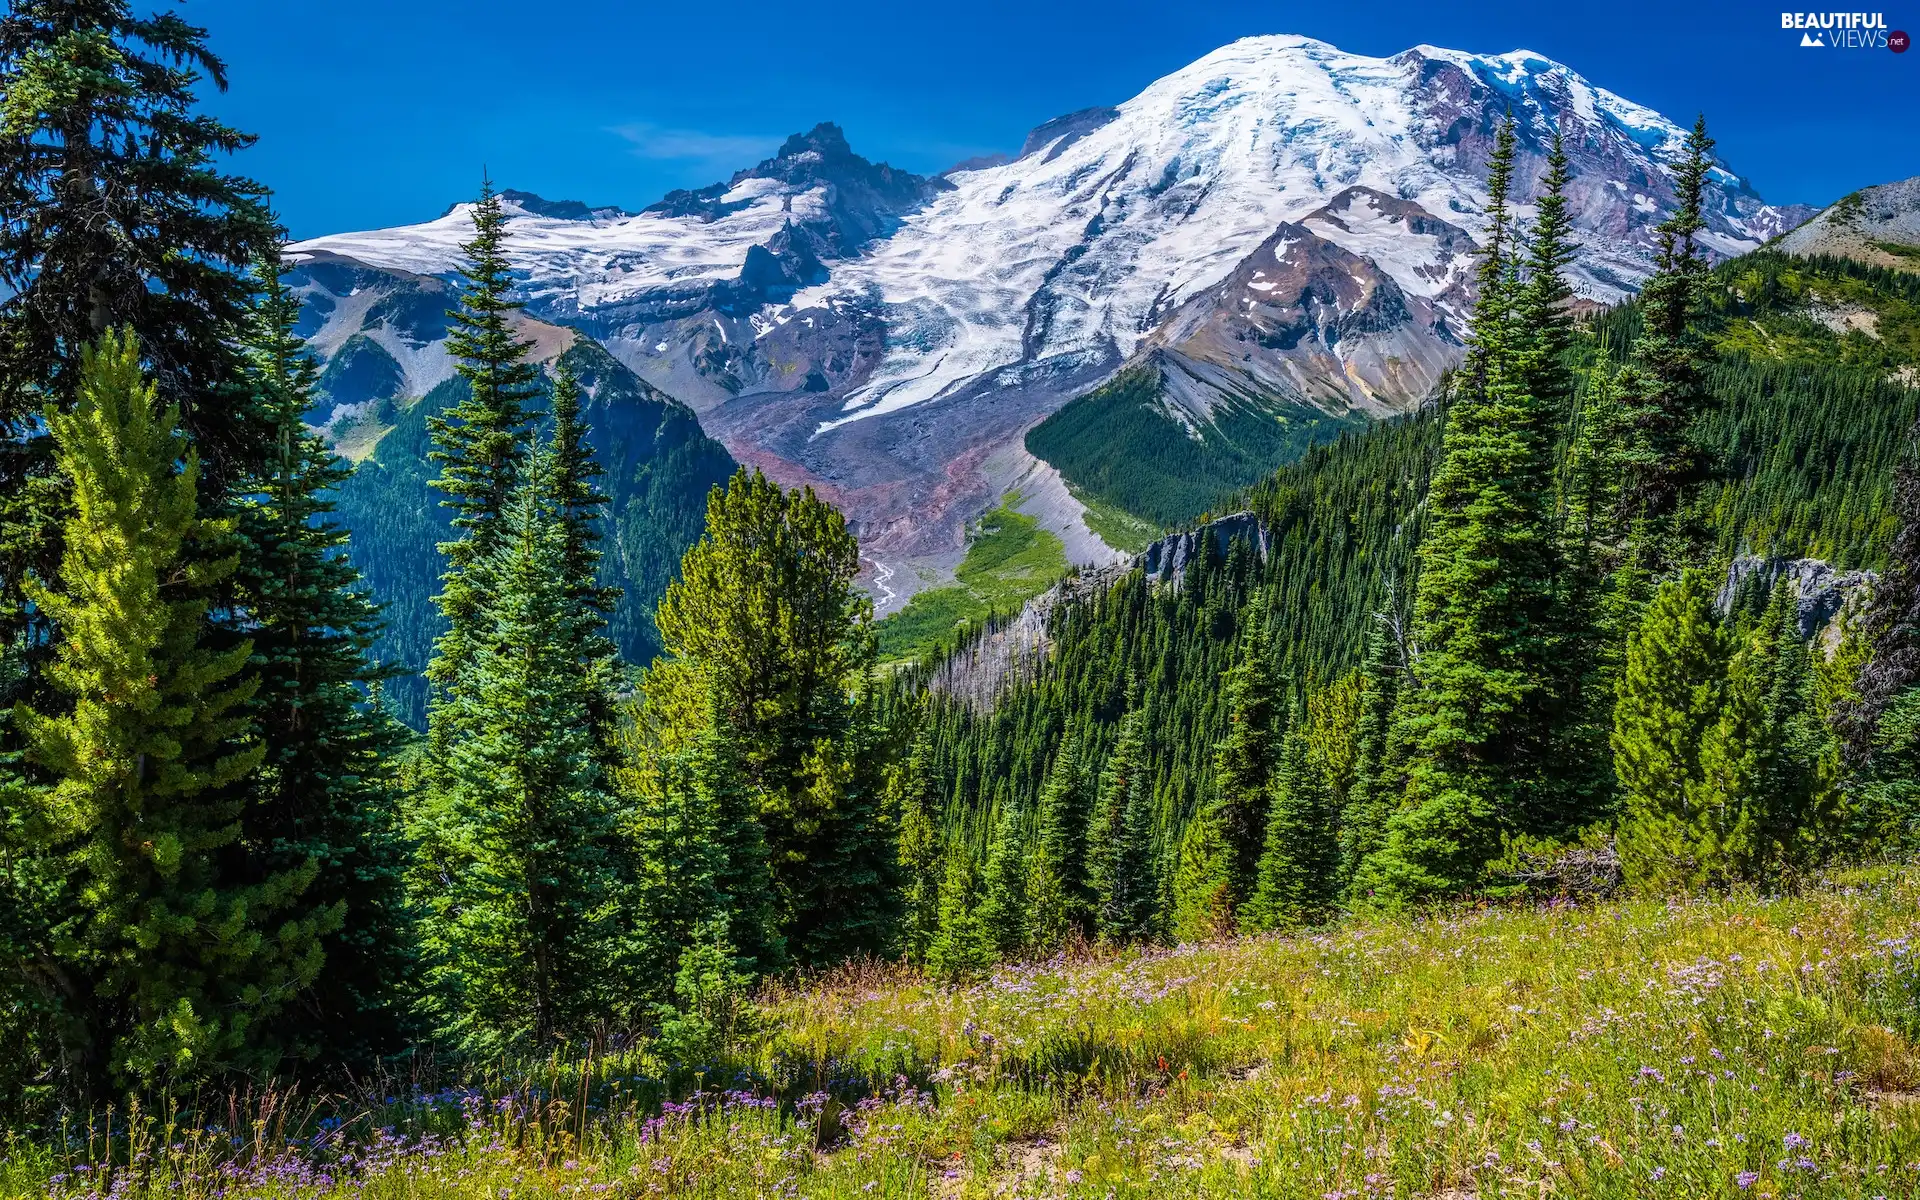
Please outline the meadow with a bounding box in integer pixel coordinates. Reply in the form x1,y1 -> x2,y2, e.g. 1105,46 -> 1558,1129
8,868 -> 1920,1199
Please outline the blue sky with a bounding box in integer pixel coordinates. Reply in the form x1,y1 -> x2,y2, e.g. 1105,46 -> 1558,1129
188,0 -> 1919,238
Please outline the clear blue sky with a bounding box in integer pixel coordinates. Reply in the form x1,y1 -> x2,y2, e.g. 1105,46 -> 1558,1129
186,0 -> 1918,239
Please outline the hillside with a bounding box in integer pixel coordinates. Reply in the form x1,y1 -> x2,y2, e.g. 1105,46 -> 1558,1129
13,870 -> 1920,1198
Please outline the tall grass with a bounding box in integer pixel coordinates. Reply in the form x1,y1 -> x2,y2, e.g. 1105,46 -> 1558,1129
9,868 -> 1920,1197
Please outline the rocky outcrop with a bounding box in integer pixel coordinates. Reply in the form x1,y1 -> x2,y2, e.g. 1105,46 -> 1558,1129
1714,556 -> 1876,640
925,566 -> 1126,712
1777,176 -> 1920,270
1140,512 -> 1270,585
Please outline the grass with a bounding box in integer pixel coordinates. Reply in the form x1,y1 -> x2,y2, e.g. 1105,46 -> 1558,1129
876,495 -> 1068,662
1074,485 -> 1161,556
10,869 -> 1920,1198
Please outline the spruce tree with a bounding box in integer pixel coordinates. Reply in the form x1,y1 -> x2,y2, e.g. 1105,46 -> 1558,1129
546,360 -> 621,739
230,257 -> 412,1066
411,443 -> 618,1052
1514,133 -> 1578,416
975,795 -> 1030,955
1027,733 -> 1092,946
14,331 -> 322,1090
894,722 -> 943,964
924,837 -> 992,980
0,4 -> 276,594
1211,618 -> 1282,909
1622,117 -> 1716,529
691,700 -> 783,976
425,180 -> 539,738
626,744 -> 723,1008
1242,727 -> 1340,932
1355,116 -> 1565,904
1088,707 -> 1158,943
1337,617 -> 1402,889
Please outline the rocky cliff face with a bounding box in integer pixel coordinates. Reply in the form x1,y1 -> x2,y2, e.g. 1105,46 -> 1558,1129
1778,176 -> 1920,270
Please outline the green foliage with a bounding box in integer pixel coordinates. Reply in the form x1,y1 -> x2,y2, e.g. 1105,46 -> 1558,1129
1026,734 -> 1091,950
651,916 -> 756,1066
1088,707 -> 1159,943
229,259 -> 413,1067
1168,803 -> 1234,941
1211,618 -> 1282,912
1027,363 -> 1363,527
1241,727 -> 1340,931
12,332 -> 316,1091
975,793 -> 1030,955
876,495 -> 1068,662
410,444 -> 621,1054
924,838 -> 992,980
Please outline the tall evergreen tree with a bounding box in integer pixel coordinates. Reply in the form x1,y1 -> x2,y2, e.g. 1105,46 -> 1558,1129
1242,726 -> 1340,932
1355,116 -> 1566,904
546,360 -> 621,738
647,468 -> 891,963
411,443 -> 618,1053
13,332 -> 321,1090
894,722 -> 943,964
425,180 -> 539,735
691,700 -> 783,977
1026,734 -> 1091,950
1211,618 -> 1282,907
1169,805 -> 1234,942
0,2 -> 275,520
1337,616 -> 1403,889
1514,133 -> 1578,416
1622,117 -> 1716,529
1088,707 -> 1158,943
1848,427 -> 1920,757
230,257 -> 412,1066
976,795 -> 1030,955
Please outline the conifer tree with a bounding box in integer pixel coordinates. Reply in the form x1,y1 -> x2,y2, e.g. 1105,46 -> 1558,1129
1169,806 -> 1234,942
1752,587 -> 1842,879
1622,117 -> 1716,529
230,258 -> 412,1065
14,332 -> 321,1089
894,723 -> 943,964
626,745 -> 723,1007
0,4 -> 276,627
692,702 -> 783,976
1027,733 -> 1093,945
1211,618 -> 1282,906
425,180 -> 539,736
975,796 -> 1030,955
1088,708 -> 1158,943
1355,116 -> 1565,904
546,360 -> 621,738
925,837 -> 992,980
1337,617 -> 1402,888
1242,727 -> 1340,932
412,443 -> 618,1052
648,468 -> 891,963
1514,133 -> 1578,415
1848,431 -> 1920,757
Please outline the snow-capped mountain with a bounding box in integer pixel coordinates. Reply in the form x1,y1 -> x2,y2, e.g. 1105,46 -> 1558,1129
289,34 -> 1812,605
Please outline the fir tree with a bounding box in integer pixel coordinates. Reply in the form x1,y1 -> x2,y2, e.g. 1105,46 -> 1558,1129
1088,708 -> 1158,943
691,700 -> 783,976
230,257 -> 412,1066
1514,133 -> 1578,416
1355,116 -> 1565,904
13,331 -> 321,1090
924,837 -> 992,980
1169,805 -> 1234,942
1211,618 -> 1282,909
894,722 -> 943,964
1752,586 -> 1842,880
546,360 -> 621,739
1622,117 -> 1716,529
626,744 -> 722,1007
1337,616 -> 1402,889
0,4 -> 276,624
1028,733 -> 1092,945
411,443 -> 618,1052
425,180 -> 539,737
975,795 -> 1030,955
1242,727 -> 1340,932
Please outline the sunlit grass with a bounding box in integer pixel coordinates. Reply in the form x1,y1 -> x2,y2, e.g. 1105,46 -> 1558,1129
11,868 -> 1920,1198
876,494 -> 1068,662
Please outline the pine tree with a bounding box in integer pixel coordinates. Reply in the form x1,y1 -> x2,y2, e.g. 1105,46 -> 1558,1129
546,360 -> 621,739
975,795 -> 1030,955
1088,708 -> 1158,943
1355,116 -> 1565,904
230,257 -> 412,1067
1612,570 -> 1766,891
924,837 -> 992,980
1242,727 -> 1340,932
648,468 -> 890,964
411,443 -> 618,1053
425,180 -> 539,738
13,331 -> 322,1090
1211,618 -> 1282,907
1027,733 -> 1092,947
